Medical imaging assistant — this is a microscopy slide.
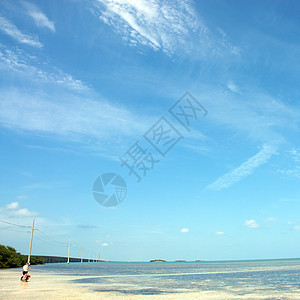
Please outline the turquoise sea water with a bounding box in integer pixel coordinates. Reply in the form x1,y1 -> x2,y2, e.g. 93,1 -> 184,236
31,259 -> 300,297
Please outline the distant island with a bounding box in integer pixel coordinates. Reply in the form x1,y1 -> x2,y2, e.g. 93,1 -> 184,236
150,259 -> 205,263
150,259 -> 166,262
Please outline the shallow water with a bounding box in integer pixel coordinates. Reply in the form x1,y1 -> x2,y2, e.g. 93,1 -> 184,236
30,259 -> 300,297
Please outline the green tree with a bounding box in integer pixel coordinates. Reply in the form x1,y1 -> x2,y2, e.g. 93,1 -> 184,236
0,244 -> 45,268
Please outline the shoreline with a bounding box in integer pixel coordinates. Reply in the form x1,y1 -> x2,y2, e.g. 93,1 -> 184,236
1,265 -> 300,299
2,256 -> 300,269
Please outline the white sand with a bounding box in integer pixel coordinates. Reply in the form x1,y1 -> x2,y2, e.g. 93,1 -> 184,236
1,267 -> 299,299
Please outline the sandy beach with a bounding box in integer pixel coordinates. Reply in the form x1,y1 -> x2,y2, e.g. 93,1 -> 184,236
1,266 -> 300,300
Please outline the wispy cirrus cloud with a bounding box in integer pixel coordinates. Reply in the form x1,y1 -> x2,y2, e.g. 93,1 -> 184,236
0,45 -> 87,91
78,224 -> 98,229
206,144 -> 277,191
95,0 -> 238,56
279,167 -> 300,179
22,1 -> 55,32
0,88 -> 149,144
203,87 -> 300,145
244,220 -> 259,228
277,149 -> 300,179
0,44 -> 151,153
289,149 -> 300,163
0,16 -> 42,48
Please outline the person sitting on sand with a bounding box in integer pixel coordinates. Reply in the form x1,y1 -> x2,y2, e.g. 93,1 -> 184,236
22,262 -> 29,275
21,262 -> 31,282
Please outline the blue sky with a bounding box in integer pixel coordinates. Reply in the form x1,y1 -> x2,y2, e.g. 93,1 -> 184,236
0,0 -> 300,261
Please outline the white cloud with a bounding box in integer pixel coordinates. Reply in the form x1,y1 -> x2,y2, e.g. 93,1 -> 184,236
200,88 -> 300,146
289,149 -> 300,163
206,144 -> 277,191
13,208 -> 38,217
0,45 -> 152,153
78,224 -> 97,229
278,167 -> 300,179
244,220 -> 259,228
0,17 -> 42,48
95,0 -> 237,56
266,217 -> 278,222
0,88 -> 148,145
293,226 -> 300,231
180,228 -> 189,233
0,46 -> 87,91
215,231 -> 225,235
6,202 -> 19,209
101,242 -> 108,246
278,149 -> 300,179
1,202 -> 38,218
227,81 -> 239,93
23,2 -> 55,32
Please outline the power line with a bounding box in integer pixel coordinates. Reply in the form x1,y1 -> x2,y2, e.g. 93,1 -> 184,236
29,228 -> 83,252
34,236 -> 67,248
0,226 -> 30,233
35,229 -> 66,244
0,219 -> 31,228
0,219 -> 100,261
0,220 -> 66,246
35,229 -> 67,246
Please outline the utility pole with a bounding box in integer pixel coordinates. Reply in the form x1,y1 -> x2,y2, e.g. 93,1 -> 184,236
67,239 -> 71,264
27,218 -> 35,264
81,245 -> 83,263
88,248 -> 90,263
98,252 -> 100,263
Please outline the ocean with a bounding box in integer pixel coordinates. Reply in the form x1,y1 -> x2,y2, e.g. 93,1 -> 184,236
30,259 -> 300,297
